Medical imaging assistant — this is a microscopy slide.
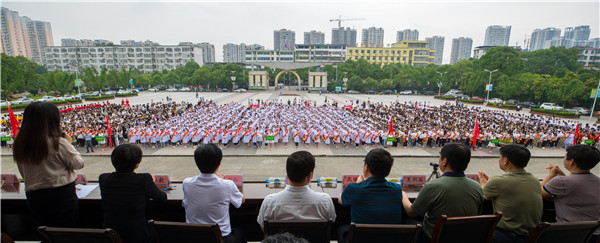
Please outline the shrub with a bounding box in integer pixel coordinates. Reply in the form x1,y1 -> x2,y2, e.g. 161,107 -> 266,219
487,103 -> 517,108
531,108 -> 577,116
458,99 -> 485,104
434,96 -> 456,100
85,95 -> 115,100
66,99 -> 82,103
115,93 -> 137,97
1,104 -> 27,111
48,100 -> 69,105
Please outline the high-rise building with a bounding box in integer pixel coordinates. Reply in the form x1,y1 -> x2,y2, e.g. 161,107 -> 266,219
347,41 -> 435,67
274,29 -> 296,51
361,27 -> 384,46
304,30 -> 325,45
223,43 -> 246,63
530,28 -> 561,51
1,7 -> 54,64
484,25 -> 511,46
245,44 -> 264,51
396,29 -> 419,43
564,25 -> 591,41
331,27 -> 357,47
425,36 -> 444,65
194,42 -> 215,65
450,37 -> 473,64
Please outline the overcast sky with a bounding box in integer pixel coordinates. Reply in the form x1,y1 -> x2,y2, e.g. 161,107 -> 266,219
4,0 -> 599,64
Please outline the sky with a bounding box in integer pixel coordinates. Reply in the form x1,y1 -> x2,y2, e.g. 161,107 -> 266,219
3,0 -> 599,64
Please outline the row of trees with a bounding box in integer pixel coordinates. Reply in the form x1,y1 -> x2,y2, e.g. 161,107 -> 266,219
2,46 -> 600,108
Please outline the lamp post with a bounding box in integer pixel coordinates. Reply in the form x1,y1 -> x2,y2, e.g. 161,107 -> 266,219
231,71 -> 236,90
436,71 -> 446,96
484,69 -> 498,102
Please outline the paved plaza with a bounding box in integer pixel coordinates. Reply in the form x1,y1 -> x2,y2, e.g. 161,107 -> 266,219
2,90 -> 599,182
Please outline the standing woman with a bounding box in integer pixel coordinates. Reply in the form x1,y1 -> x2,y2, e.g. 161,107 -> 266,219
13,102 -> 84,227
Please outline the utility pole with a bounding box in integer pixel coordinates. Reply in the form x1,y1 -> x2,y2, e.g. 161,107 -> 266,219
484,69 -> 498,101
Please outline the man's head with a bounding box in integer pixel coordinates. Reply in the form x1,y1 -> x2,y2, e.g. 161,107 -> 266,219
286,151 -> 315,184
111,144 -> 142,173
439,143 -> 471,172
194,143 -> 222,173
498,144 -> 531,169
565,145 -> 600,171
364,148 -> 394,178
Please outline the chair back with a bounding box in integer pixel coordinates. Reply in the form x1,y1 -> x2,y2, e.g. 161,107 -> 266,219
348,223 -> 422,243
430,212 -> 502,243
526,221 -> 600,243
263,219 -> 332,243
37,226 -> 122,243
147,220 -> 223,243
1,232 -> 15,243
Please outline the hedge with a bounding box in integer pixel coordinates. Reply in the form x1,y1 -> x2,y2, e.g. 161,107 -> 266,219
48,100 -> 69,105
458,99 -> 485,104
531,108 -> 576,116
435,95 -> 452,99
115,93 -> 138,97
0,104 -> 27,111
66,99 -> 82,103
85,95 -> 115,100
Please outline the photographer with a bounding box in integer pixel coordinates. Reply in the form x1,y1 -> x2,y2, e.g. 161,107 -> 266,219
401,143 -> 483,242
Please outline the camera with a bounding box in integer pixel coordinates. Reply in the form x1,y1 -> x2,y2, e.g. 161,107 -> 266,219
429,162 -> 439,168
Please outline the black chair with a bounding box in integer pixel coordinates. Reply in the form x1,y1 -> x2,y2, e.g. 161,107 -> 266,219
147,219 -> 223,243
430,212 -> 502,243
1,232 -> 14,243
526,221 -> 600,243
37,226 -> 122,243
263,219 -> 332,243
347,223 -> 422,243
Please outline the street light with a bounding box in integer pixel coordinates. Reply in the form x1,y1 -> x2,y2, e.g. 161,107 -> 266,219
231,71 -> 236,90
436,71 -> 447,96
484,69 -> 498,102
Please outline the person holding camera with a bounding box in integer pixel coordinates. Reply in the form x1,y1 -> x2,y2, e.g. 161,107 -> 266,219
401,143 -> 483,242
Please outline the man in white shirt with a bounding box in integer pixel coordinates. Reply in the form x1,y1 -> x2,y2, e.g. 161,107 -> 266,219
257,151 -> 336,230
182,144 -> 245,243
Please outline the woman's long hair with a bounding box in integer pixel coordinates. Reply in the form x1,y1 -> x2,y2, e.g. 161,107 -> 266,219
13,102 -> 61,165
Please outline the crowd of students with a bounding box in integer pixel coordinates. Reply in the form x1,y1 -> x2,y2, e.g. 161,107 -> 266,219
9,101 -> 600,243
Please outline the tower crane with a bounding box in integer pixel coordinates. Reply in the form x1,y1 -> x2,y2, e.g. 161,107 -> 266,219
330,15 -> 365,29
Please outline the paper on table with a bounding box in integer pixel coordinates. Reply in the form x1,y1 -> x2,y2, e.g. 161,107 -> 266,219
75,184 -> 98,199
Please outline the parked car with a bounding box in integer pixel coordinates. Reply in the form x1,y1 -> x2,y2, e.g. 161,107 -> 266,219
179,87 -> 191,92
221,88 -> 230,92
471,96 -> 485,101
10,97 -> 34,105
518,102 -> 538,109
457,95 -> 470,100
148,88 -> 158,92
423,91 -> 435,95
73,93 -> 90,99
166,88 -> 178,92
367,90 -> 376,95
90,91 -> 103,96
565,107 -> 591,115
234,88 -> 247,93
399,90 -> 413,95
117,89 -> 128,94
136,88 -> 143,92
347,90 -> 360,94
540,103 -> 563,110
505,99 -> 518,105
487,98 -> 503,104
382,90 -> 393,95
444,89 -> 463,97
105,91 -> 116,96
36,96 -> 60,102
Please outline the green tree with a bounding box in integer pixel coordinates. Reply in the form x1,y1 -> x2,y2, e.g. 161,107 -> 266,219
347,76 -> 363,91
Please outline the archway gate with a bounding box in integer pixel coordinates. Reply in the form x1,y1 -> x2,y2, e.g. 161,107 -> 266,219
246,61 -> 331,90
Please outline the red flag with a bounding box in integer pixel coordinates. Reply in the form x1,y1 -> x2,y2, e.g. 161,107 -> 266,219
574,123 -> 580,144
472,118 -> 480,149
105,115 -> 113,148
387,116 -> 394,137
7,101 -> 19,138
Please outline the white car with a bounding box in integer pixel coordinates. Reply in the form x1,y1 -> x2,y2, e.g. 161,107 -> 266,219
540,103 -> 563,110
234,88 -> 247,93
166,88 -> 178,92
117,90 -> 128,94
36,96 -> 59,102
399,90 -> 413,95
487,98 -> 503,104
179,87 -> 191,92
11,98 -> 34,105
148,88 -> 158,92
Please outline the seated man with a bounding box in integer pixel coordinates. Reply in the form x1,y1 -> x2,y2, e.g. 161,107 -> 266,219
479,144 -> 542,243
337,148 -> 403,242
402,143 -> 483,242
541,144 -> 600,242
257,151 -> 336,229
183,143 -> 245,243
99,144 -> 167,243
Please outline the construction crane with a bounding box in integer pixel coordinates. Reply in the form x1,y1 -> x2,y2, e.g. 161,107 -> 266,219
330,15 -> 365,29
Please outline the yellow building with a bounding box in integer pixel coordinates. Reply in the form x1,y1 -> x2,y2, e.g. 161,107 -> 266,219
347,41 -> 436,67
